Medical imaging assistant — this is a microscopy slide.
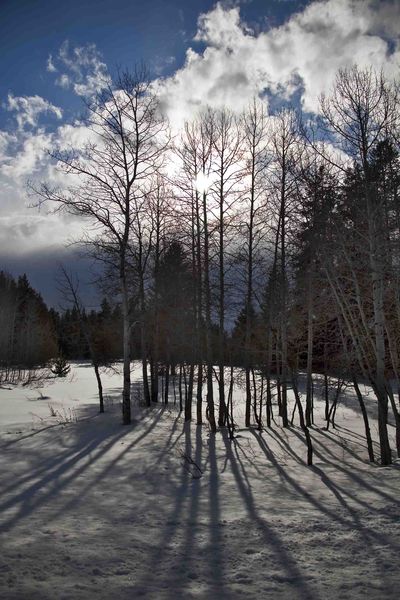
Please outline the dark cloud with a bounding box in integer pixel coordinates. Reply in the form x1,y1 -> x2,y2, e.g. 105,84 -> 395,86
1,246 -> 103,310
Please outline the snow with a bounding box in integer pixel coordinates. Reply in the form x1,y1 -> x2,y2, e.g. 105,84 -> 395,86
0,363 -> 132,428
0,363 -> 399,599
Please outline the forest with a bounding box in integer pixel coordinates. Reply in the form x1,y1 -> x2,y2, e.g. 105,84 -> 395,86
2,65 -> 398,468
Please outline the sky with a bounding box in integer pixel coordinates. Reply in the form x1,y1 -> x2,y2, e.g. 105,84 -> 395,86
0,0 -> 399,307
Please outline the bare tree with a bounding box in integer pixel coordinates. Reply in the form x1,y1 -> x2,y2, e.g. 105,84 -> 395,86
33,68 -> 169,424
241,99 -> 270,427
320,66 -> 399,464
208,109 -> 243,427
269,109 -> 301,428
174,112 -> 217,431
173,121 -> 205,422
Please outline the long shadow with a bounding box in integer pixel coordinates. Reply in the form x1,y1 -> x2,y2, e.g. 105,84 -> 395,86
0,408 -> 163,533
128,420 -> 227,598
0,422 -> 127,530
0,423 -> 87,497
0,415 -> 120,499
267,426 -> 307,465
253,426 -> 399,552
222,429 -> 319,600
309,463 -> 398,554
291,427 -> 400,508
207,428 -> 225,595
230,432 -> 268,480
179,423 -> 202,580
154,409 -> 186,464
308,456 -> 400,559
0,427 -> 129,533
313,427 -> 372,465
165,422 -> 208,596
138,408 -> 188,480
51,406 -> 165,519
127,433 -> 192,598
281,428 -> 400,551
334,424 -> 381,451
0,423 -> 62,448
250,429 -> 361,529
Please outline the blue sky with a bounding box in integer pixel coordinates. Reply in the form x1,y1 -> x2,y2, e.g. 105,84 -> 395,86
0,0 -> 398,306
0,0 -> 306,129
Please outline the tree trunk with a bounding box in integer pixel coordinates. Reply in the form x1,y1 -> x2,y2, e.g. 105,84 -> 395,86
292,373 -> 313,466
179,364 -> 183,412
366,172 -> 391,465
151,358 -> 159,403
202,189 -> 216,432
387,384 -> 400,458
305,273 -> 314,427
196,364 -> 203,425
142,355 -> 150,407
185,363 -> 194,421
121,280 -> 131,425
376,384 -> 391,465
227,365 -> 235,440
326,379 -> 343,430
164,363 -> 170,405
353,376 -> 375,462
245,367 -> 252,427
94,363 -> 104,414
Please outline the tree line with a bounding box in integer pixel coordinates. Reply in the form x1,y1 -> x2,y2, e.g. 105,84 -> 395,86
0,272 -> 57,382
0,272 -> 123,381
32,64 -> 400,465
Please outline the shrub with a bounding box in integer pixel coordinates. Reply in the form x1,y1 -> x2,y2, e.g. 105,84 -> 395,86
50,356 -> 71,378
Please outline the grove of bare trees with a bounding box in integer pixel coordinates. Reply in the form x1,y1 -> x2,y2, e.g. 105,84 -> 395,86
28,64 -> 400,466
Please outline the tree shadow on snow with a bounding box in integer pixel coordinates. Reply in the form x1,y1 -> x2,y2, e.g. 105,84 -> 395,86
127,418 -> 319,600
0,404 -> 165,535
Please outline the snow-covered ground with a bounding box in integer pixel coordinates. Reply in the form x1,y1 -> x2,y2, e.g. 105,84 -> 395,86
0,362 -> 139,428
0,363 -> 399,599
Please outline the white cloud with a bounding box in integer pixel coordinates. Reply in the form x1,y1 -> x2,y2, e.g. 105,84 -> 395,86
1,129 -> 52,180
51,41 -> 111,97
0,131 -> 17,162
0,94 -> 67,244
152,55 -> 176,76
46,54 -> 57,73
0,212 -> 85,255
56,73 -> 71,89
6,94 -> 62,131
0,106 -> 91,254
157,0 -> 400,127
0,44 -> 116,257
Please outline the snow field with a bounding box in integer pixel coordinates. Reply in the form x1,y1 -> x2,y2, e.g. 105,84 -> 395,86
0,363 -> 399,599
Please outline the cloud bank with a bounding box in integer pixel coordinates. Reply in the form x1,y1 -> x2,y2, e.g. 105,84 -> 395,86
157,0 -> 400,127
